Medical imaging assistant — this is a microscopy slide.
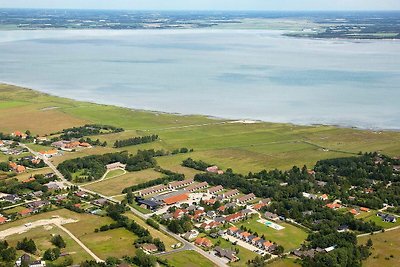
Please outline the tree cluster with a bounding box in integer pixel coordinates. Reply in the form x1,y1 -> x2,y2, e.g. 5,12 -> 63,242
114,134 -> 158,148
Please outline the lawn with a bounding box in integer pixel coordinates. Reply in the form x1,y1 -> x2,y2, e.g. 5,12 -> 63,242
269,257 -> 302,267
104,169 -> 126,179
358,228 -> 400,267
124,212 -> 178,251
236,215 -> 308,252
82,169 -> 163,196
12,167 -> 53,182
365,213 -> 400,229
159,250 -> 218,267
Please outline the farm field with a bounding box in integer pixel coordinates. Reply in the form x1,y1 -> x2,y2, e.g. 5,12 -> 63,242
359,228 -> 400,267
159,250 -> 218,267
1,84 -> 400,174
236,216 -> 308,252
82,169 -> 163,196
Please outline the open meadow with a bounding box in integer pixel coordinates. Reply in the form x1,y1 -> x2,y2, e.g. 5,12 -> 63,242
359,228 -> 400,267
1,84 -> 400,175
159,250 -> 218,267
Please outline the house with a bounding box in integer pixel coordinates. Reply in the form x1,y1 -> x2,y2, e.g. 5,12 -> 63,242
251,237 -> 261,246
319,194 -> 329,201
194,237 -> 213,248
141,243 -> 158,254
168,179 -> 194,190
27,200 -> 50,209
19,208 -> 33,216
215,246 -> 238,262
138,184 -> 168,197
183,230 -> 199,241
326,203 -> 342,210
207,210 -> 216,218
240,231 -> 251,241
184,182 -> 209,192
44,181 -> 62,190
79,142 -> 92,148
260,198 -> 272,205
2,194 -> 20,203
303,192 -> 318,200
204,198 -> 217,206
264,211 -> 279,221
360,207 -> 370,212
316,180 -> 327,187
263,241 -> 274,251
223,189 -> 239,199
217,205 -> 226,213
240,208 -> 252,216
236,193 -> 256,204
228,226 -> 239,235
106,162 -> 126,170
200,221 -> 221,231
40,150 -> 58,158
12,131 -> 27,139
252,203 -> 266,211
337,225 -> 349,232
377,213 -> 397,223
173,209 -> 187,219
0,216 -> 7,224
193,209 -> 206,220
15,254 -> 31,267
206,166 -> 224,175
92,198 -> 108,207
207,185 -> 224,195
225,212 -> 244,223
75,191 -> 88,198
349,209 -> 360,216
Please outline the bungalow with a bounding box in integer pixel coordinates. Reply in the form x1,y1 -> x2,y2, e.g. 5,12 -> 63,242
92,198 -> 108,207
360,207 -> 370,212
194,237 -> 213,248
0,216 -> 7,224
0,140 -> 3,147
302,192 -> 318,200
223,189 -> 239,199
215,246 -> 238,262
263,241 -> 274,251
168,179 -> 194,190
319,194 -> 329,201
316,180 -> 327,187
225,212 -> 244,223
206,211 -> 216,218
44,181 -> 62,190
2,194 -> 20,203
40,150 -> 58,158
203,198 -> 217,206
106,162 -> 126,170
19,208 -> 33,216
251,237 -> 261,246
217,205 -> 226,213
75,191 -> 88,198
184,182 -> 209,192
349,209 -> 360,216
193,209 -> 206,220
236,193 -> 256,204
377,213 -> 397,223
240,209 -> 253,216
27,200 -> 50,209
12,131 -> 27,139
206,166 -> 224,175
173,209 -> 187,219
264,211 -> 279,221
392,165 -> 400,173
228,226 -> 239,235
326,203 -> 342,210
252,203 -> 266,211
260,198 -> 272,205
138,184 -> 167,197
240,231 -> 251,241
183,230 -> 199,241
207,185 -> 224,195
200,221 -> 221,231
141,243 -> 158,254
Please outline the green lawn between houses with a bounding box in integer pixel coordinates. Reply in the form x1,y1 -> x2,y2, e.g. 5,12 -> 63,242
159,250 -> 218,267
235,215 -> 308,252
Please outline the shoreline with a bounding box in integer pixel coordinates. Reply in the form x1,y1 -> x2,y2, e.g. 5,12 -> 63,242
2,82 -> 399,133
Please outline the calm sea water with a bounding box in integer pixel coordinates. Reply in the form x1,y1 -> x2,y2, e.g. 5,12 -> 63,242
0,29 -> 399,129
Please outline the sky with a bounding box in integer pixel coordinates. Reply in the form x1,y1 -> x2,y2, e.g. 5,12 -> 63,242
1,0 -> 400,11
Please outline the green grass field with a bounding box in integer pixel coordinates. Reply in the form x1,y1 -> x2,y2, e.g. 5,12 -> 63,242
359,229 -> 400,267
83,169 -> 163,196
159,250 -> 218,267
236,216 -> 308,252
269,257 -> 302,267
104,169 -> 126,179
5,225 -> 92,264
1,84 -> 400,174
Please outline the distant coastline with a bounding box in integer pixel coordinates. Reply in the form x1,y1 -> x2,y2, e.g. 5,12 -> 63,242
2,82 -> 399,133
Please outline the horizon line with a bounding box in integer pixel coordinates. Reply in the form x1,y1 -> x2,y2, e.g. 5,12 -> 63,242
1,7 -> 400,12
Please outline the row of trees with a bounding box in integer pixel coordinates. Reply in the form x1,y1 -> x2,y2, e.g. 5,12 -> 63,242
114,134 -> 158,148
59,124 -> 124,140
182,158 -> 211,171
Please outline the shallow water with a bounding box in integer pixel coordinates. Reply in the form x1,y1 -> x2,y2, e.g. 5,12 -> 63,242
0,29 -> 399,129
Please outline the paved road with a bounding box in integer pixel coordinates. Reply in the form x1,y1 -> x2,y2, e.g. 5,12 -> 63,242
22,143 -> 228,267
